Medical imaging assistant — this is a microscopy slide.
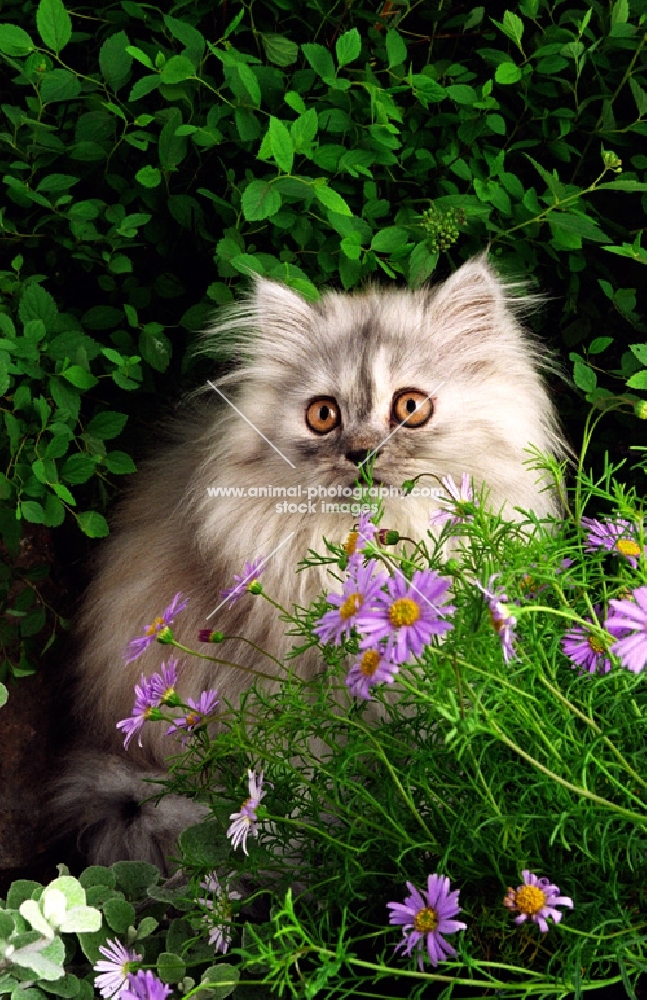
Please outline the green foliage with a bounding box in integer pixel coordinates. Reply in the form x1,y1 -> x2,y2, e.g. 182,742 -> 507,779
0,0 -> 645,688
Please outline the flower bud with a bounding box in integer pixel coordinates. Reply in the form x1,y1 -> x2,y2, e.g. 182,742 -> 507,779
199,629 -> 224,643
156,626 -> 174,645
634,399 -> 647,420
248,580 -> 263,595
377,528 -> 400,545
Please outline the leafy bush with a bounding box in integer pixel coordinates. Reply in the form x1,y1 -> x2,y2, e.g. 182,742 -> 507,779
0,4 -> 645,679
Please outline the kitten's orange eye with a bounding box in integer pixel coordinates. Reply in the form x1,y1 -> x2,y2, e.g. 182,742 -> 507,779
392,389 -> 433,427
306,397 -> 341,434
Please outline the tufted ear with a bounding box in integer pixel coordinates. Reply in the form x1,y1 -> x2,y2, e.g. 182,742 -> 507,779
253,277 -> 315,337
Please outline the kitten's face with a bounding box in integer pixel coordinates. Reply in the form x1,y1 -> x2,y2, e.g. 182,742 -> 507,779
213,256 -> 562,515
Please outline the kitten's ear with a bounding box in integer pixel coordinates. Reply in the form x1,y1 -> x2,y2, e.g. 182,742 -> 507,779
427,254 -> 522,337
253,277 -> 315,341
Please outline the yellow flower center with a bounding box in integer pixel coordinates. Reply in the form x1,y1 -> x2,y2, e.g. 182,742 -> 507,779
413,906 -> 438,933
489,607 -> 505,633
520,574 -> 536,594
389,598 -> 420,627
185,711 -> 201,727
344,531 -> 359,556
340,592 -> 363,620
587,635 -> 606,655
145,616 -> 165,636
360,650 -> 381,677
515,885 -> 546,916
616,539 -> 641,557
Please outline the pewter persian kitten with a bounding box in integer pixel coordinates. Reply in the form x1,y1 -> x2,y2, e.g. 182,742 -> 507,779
54,256 -> 565,867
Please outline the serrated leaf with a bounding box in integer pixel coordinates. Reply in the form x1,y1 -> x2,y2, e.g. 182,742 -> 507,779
139,328 -> 171,372
160,54 -> 195,84
336,28 -> 361,68
86,411 -> 128,440
19,283 -> 58,330
589,337 -> 613,355
494,10 -> 524,51
371,226 -> 409,252
630,344 -> 647,365
268,117 -> 293,174
99,31 -> 132,90
627,370 -> 647,390
408,242 -> 438,288
163,14 -> 205,66
61,366 -> 98,390
0,24 -> 35,57
21,502 -> 46,524
302,43 -> 335,82
78,511 -> 109,537
236,63 -> 260,106
260,34 -> 298,67
385,29 -> 407,68
494,62 -> 522,84
315,183 -> 351,216
572,359 -> 597,392
36,0 -> 72,53
241,180 -> 281,220
61,454 -> 97,484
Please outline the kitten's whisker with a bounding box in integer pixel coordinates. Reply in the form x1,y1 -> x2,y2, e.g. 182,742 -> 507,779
358,380 -> 445,468
207,379 -> 296,469
206,532 -> 296,620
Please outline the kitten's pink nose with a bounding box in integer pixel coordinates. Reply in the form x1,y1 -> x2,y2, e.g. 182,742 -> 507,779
345,448 -> 371,466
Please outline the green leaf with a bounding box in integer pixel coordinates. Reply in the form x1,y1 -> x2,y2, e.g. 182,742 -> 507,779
79,866 -> 117,890
241,180 -> 281,221
36,0 -> 72,53
315,183 -> 351,216
21,501 -> 46,524
572,359 -> 597,392
39,69 -> 80,102
103,897 -> 136,933
268,117 -> 293,174
302,43 -> 335,83
408,242 -> 438,288
129,75 -> 160,101
229,253 -> 266,276
157,954 -> 186,985
61,366 -> 98,390
589,337 -> 613,355
630,344 -> 647,365
492,10 -> 524,51
44,493 -> 65,527
126,45 -> 154,69
7,880 -> 42,910
86,411 -> 128,440
160,55 -> 195,84
110,861 -> 159,896
336,28 -> 361,68
548,212 -> 608,242
78,511 -> 109,537
627,370 -> 647,390
99,31 -> 132,90
385,29 -> 407,68
139,328 -> 172,372
494,62 -> 522,84
163,14 -> 205,66
0,681 -> 7,708
595,180 -> 647,192
199,965 -> 239,999
62,454 -> 96,485
260,34 -> 298,67
178,822 -> 231,867
371,227 -> 409,252
159,108 -> 186,170
236,63 -> 260,106
104,452 -> 136,475
0,24 -> 35,57
19,284 -> 58,331
447,84 -> 477,104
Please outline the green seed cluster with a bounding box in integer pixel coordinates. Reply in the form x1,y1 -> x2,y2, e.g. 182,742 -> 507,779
421,206 -> 466,252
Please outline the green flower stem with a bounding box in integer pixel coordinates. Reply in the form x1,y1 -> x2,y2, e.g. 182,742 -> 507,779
538,672 -> 647,793
166,640 -> 280,682
484,712 -> 647,823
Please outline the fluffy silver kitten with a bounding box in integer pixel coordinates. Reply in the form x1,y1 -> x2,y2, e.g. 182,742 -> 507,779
54,255 -> 565,868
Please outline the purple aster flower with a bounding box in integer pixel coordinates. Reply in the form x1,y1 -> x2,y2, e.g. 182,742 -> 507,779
429,473 -> 478,530
94,939 -> 142,998
124,593 -> 187,664
476,576 -> 517,663
166,689 -> 219,745
562,611 -> 611,675
387,874 -> 467,971
314,560 -> 387,646
604,587 -> 647,674
355,568 -> 455,665
199,871 -> 242,954
121,971 -> 172,1000
117,660 -> 181,749
221,558 -> 266,605
503,870 -> 573,933
226,769 -> 267,854
582,517 -> 643,568
346,648 -> 399,700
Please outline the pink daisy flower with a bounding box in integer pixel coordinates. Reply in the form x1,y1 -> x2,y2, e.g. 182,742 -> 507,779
582,517 -> 643,568
345,648 -> 399,700
226,769 -> 267,854
604,586 -> 647,674
166,689 -> 219,745
124,593 -> 187,664
94,939 -> 142,998
387,874 -> 467,970
314,560 -> 387,646
221,558 -> 266,605
429,473 -> 478,530
503,870 -> 573,932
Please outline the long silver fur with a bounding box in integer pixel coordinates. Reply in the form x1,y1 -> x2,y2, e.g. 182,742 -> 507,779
52,256 -> 566,868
